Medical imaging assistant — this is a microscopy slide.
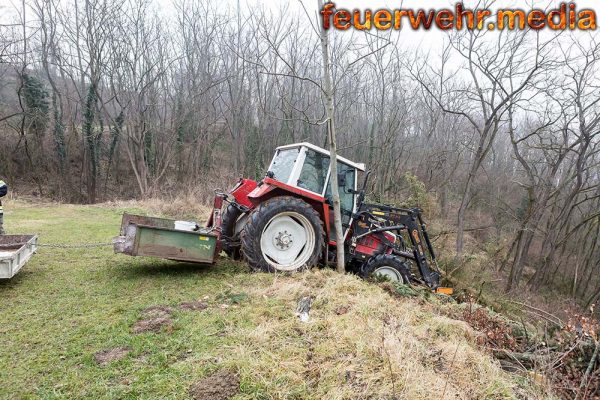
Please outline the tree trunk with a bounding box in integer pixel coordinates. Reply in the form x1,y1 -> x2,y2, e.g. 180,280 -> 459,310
318,0 -> 344,273
455,173 -> 473,259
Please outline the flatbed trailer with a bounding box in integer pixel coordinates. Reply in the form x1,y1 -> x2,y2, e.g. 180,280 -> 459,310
0,235 -> 38,279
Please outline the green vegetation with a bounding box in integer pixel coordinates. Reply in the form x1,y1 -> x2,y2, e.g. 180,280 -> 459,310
0,201 -> 552,399
22,73 -> 50,138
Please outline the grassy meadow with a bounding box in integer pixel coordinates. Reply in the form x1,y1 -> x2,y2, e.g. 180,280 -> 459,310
0,200 -> 553,399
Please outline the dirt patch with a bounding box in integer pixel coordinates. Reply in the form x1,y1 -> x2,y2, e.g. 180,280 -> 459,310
93,347 -> 131,366
132,316 -> 172,334
132,305 -> 174,334
179,301 -> 208,311
141,305 -> 174,318
189,370 -> 240,400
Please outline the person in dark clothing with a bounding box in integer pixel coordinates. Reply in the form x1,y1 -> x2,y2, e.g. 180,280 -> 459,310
0,180 -> 7,235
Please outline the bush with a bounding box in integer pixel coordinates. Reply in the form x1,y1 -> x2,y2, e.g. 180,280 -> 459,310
398,172 -> 436,215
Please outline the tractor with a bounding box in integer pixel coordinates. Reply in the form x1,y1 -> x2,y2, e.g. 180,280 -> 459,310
206,142 -> 447,292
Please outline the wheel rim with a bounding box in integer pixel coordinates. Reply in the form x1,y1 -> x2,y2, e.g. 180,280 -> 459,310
260,211 -> 316,271
373,266 -> 403,282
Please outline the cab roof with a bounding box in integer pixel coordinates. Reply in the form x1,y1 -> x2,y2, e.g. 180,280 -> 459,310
275,142 -> 366,171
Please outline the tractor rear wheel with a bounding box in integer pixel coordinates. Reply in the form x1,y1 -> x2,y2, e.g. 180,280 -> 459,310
221,204 -> 244,260
241,196 -> 325,272
361,254 -> 411,284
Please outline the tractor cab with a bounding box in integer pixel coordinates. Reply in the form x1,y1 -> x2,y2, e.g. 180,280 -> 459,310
265,143 -> 365,230
268,143 -> 365,194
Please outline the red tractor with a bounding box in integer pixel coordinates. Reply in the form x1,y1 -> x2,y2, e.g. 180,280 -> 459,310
207,142 -> 446,291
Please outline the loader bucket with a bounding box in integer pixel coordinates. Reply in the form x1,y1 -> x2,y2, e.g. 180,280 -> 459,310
114,213 -> 218,264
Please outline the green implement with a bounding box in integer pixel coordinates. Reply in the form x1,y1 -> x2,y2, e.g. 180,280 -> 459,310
114,213 -> 219,264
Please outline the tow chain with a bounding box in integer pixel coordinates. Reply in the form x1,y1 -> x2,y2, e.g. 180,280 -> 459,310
36,242 -> 114,249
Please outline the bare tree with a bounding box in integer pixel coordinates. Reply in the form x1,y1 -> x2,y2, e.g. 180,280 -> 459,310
410,28 -> 547,259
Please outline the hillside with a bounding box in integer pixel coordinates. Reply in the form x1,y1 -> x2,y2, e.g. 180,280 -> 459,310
0,200 -> 556,399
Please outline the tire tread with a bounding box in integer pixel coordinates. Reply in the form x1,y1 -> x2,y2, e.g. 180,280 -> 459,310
241,196 -> 325,272
221,204 -> 243,260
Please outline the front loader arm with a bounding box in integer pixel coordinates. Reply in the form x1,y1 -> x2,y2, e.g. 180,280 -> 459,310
355,203 -> 441,289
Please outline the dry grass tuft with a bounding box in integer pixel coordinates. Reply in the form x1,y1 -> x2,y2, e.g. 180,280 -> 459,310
225,269 -> 554,399
102,190 -> 212,221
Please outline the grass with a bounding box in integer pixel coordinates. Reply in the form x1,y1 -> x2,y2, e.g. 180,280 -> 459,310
0,200 -> 554,399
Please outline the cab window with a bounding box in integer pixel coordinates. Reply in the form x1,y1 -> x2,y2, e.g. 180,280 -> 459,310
297,149 -> 330,194
326,162 -> 356,236
268,148 -> 298,183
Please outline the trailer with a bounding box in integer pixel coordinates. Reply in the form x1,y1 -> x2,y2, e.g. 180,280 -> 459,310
113,213 -> 219,264
0,235 -> 38,279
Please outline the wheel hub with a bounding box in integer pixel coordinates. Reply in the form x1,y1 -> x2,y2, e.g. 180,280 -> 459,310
260,212 -> 315,271
274,230 -> 293,250
373,266 -> 402,282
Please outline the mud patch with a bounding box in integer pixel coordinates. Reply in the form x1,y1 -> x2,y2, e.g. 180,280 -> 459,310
179,301 -> 208,311
93,346 -> 131,366
189,370 -> 240,400
132,316 -> 172,334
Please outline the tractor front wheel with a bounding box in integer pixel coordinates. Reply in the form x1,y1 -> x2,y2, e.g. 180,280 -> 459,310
361,254 -> 411,284
241,196 -> 325,273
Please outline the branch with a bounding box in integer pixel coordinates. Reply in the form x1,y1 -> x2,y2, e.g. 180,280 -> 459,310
0,112 -> 22,122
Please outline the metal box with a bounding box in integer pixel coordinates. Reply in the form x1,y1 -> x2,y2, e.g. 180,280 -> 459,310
0,235 -> 38,279
113,213 -> 218,264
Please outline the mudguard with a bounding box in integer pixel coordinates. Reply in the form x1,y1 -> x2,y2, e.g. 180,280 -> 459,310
229,178 -> 258,209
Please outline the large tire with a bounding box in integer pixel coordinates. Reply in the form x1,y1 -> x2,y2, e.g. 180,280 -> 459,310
221,204 -> 244,260
361,254 -> 411,284
241,196 -> 325,272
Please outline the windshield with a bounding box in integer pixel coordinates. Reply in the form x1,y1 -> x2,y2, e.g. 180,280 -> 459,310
268,148 -> 299,183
